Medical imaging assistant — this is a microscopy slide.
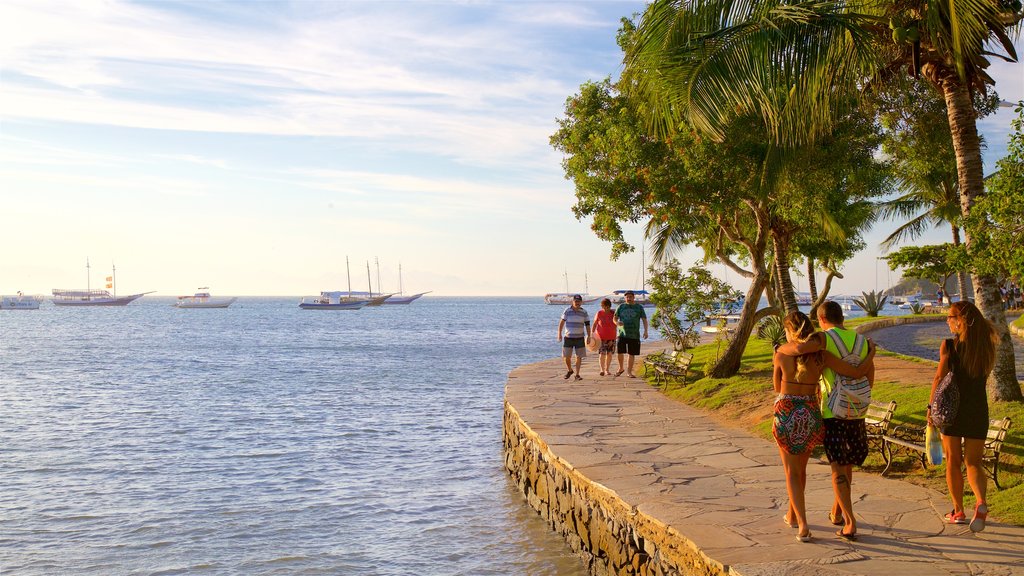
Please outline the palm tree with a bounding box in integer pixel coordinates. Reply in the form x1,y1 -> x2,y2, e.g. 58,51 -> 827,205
879,176 -> 970,299
624,0 -> 1022,401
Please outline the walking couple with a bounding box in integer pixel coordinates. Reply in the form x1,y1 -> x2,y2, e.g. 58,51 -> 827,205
772,301 -> 876,543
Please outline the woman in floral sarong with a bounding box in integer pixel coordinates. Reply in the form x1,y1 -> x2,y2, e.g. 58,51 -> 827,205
772,311 -> 874,542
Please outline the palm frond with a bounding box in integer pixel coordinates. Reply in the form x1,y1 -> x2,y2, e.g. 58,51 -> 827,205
626,0 -> 887,145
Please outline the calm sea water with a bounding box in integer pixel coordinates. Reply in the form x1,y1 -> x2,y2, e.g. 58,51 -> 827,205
0,297 -> 594,576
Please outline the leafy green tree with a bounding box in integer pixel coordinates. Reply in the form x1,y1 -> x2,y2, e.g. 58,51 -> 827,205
873,80 -> 999,300
623,0 -> 1022,401
972,102 -> 1024,282
648,261 -> 738,351
551,79 -> 884,377
884,243 -> 967,297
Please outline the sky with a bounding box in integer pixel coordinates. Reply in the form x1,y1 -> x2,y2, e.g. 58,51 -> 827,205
1,0 -> 1021,298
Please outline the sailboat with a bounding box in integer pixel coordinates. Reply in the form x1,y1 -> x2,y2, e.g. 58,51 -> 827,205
544,271 -> 601,305
383,263 -> 429,305
299,257 -> 371,310
52,260 -> 153,306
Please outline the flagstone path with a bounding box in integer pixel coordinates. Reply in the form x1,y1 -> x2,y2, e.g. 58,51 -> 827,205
505,344 -> 1024,576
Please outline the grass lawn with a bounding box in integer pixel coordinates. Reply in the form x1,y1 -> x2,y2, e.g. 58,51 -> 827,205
649,318 -> 1024,526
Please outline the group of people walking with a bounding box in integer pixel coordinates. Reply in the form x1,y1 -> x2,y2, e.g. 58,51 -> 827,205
556,291 -> 648,381
772,300 -> 999,542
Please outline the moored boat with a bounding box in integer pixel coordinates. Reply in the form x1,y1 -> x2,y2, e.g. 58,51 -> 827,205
1,292 -> 42,310
175,288 -> 237,309
383,291 -> 429,305
299,292 -> 369,310
609,289 -> 655,307
544,292 -> 601,305
52,261 -> 152,306
380,263 -> 428,304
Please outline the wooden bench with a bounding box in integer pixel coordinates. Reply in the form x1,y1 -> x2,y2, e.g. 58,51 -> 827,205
652,352 -> 694,387
865,400 -> 897,455
984,418 -> 1012,489
881,417 -> 1012,489
643,349 -> 679,372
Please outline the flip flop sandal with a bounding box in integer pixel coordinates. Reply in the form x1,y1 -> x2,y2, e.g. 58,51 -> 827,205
564,371 -> 574,379
796,531 -> 812,543
615,370 -> 624,376
574,375 -> 583,381
836,529 -> 857,541
783,516 -> 797,528
828,512 -> 844,526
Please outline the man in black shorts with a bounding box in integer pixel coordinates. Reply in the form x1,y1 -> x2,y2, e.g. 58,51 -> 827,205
779,301 -> 874,540
613,291 -> 648,378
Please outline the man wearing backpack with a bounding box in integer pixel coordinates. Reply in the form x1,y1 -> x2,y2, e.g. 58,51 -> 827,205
778,301 -> 875,541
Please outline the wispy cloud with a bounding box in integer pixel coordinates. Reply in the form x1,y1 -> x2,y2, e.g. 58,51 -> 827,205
0,0 -> 613,172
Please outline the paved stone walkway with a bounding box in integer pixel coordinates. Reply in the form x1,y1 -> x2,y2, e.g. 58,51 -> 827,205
505,351 -> 1024,576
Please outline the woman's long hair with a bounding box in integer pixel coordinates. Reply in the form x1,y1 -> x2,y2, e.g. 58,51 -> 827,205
784,311 -> 816,367
949,301 -> 998,378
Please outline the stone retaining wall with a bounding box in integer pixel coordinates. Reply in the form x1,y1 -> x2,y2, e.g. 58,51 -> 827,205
503,402 -> 723,576
853,314 -> 945,334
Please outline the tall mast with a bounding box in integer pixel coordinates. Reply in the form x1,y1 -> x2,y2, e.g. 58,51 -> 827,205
346,256 -> 352,297
366,261 -> 373,296
585,272 -> 589,296
399,263 -> 404,296
86,258 -> 91,294
564,268 -> 569,293
375,257 -> 381,297
112,263 -> 116,298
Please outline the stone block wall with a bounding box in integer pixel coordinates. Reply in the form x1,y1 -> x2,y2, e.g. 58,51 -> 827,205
503,402 -> 724,576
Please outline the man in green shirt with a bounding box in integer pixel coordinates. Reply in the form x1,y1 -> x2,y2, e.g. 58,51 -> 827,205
613,291 -> 648,378
778,301 -> 875,541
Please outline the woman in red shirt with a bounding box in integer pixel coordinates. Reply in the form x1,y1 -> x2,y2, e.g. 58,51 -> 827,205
592,298 -> 617,376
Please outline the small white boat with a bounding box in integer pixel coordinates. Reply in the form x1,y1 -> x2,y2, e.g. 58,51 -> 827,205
175,288 -> 237,309
1,292 -> 42,310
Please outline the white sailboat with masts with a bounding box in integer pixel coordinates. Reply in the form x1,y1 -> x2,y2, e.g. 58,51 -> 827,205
544,270 -> 601,305
52,260 -> 153,306
300,257 -> 371,310
382,263 -> 429,305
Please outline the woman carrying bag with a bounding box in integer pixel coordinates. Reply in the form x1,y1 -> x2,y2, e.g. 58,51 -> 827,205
592,298 -> 617,376
929,301 -> 999,531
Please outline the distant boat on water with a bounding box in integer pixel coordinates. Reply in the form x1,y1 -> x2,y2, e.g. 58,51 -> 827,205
544,293 -> 601,305
299,292 -> 370,310
1,292 -> 42,310
52,261 -> 152,306
380,263 -> 428,305
545,271 -> 600,305
609,289 -> 655,307
301,257 -> 372,310
175,288 -> 237,309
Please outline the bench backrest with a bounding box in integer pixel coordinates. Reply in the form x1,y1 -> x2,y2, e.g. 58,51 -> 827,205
675,352 -> 694,366
984,417 -> 1012,456
865,400 -> 897,434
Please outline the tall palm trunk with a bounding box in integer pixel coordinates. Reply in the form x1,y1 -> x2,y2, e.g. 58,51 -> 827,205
771,230 -> 799,314
942,80 -> 1022,401
807,257 -> 819,302
709,269 -> 770,377
950,224 -> 970,302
